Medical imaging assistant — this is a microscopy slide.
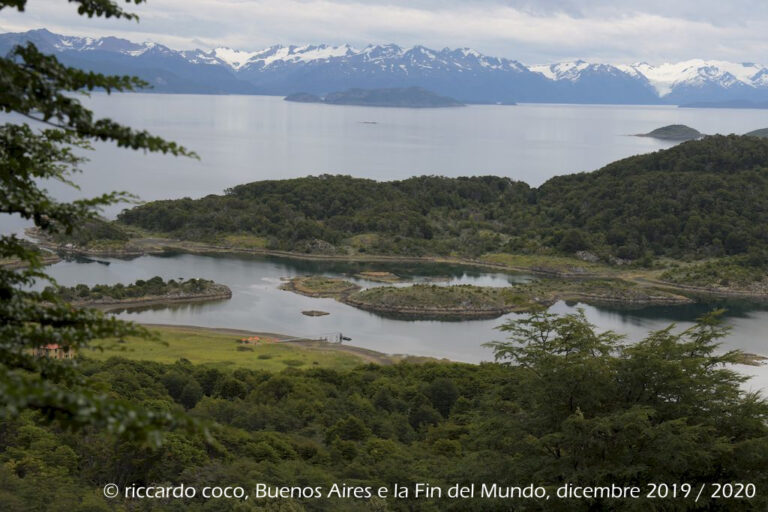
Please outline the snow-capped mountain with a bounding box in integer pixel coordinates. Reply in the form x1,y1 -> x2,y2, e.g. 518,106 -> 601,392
3,29 -> 768,104
212,44 -> 357,70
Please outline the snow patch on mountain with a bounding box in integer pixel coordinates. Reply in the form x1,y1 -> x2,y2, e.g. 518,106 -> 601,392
259,44 -> 356,65
531,60 -> 593,80
4,29 -> 768,103
217,44 -> 357,70
213,47 -> 260,69
620,60 -> 765,96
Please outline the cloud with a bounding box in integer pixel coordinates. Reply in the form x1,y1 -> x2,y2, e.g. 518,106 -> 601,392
1,0 -> 767,64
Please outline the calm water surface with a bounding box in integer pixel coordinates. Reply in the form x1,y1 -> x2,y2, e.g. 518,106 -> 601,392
41,253 -> 768,391
6,94 -> 768,388
33,93 -> 768,217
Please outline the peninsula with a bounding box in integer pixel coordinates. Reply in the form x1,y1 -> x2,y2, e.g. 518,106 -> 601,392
49,276 -> 232,311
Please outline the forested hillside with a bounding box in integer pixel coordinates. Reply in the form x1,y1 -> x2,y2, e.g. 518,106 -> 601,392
115,136 -> 768,264
535,135 -> 768,260
2,313 -> 766,510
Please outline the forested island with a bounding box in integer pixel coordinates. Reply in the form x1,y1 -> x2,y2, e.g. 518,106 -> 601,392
48,276 -> 232,310
33,136 -> 768,300
282,276 -> 692,318
636,124 -> 702,140
285,87 -> 465,108
280,275 -> 361,298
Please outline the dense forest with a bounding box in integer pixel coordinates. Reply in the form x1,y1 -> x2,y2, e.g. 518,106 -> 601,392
113,136 -> 768,265
2,312 -> 767,511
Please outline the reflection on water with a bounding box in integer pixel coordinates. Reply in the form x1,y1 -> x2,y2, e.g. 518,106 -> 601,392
39,252 -> 768,391
104,298 -> 232,315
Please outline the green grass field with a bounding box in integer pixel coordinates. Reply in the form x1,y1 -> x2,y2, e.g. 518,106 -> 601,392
86,325 -> 369,372
480,252 -> 611,273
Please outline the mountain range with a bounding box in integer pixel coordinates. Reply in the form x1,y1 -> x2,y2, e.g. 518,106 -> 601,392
3,29 -> 768,105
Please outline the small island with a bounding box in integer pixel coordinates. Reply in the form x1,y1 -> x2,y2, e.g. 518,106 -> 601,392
302,310 -> 330,317
281,277 -> 692,319
285,87 -> 465,108
345,284 -> 533,318
345,281 -> 692,319
49,276 -> 232,311
280,276 -> 361,297
636,124 -> 703,141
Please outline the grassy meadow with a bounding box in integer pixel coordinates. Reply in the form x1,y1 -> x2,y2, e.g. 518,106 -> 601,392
87,325 -> 369,372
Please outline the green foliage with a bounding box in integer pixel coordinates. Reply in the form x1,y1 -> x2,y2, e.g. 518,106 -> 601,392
112,136 -> 768,264
88,325 -> 368,372
117,174 -> 530,257
484,310 -> 767,510
0,0 -> 197,444
348,284 -> 531,314
1,312 -> 765,510
535,135 -> 768,260
660,253 -> 768,288
48,276 -> 222,302
343,279 -> 685,318
746,128 -> 768,138
282,276 -> 360,297
639,124 -> 702,140
49,218 -> 130,247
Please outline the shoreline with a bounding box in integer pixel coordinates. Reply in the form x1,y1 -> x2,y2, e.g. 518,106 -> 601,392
26,232 -> 768,302
133,323 -> 766,369
340,290 -> 693,319
340,296 -> 522,319
281,276 -> 695,319
137,323 -> 447,366
28,233 -> 605,277
0,254 -> 62,270
76,289 -> 233,311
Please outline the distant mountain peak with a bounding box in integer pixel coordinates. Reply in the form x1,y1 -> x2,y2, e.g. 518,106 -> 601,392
2,29 -> 768,104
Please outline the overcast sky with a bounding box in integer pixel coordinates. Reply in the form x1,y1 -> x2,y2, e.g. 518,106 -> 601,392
1,0 -> 767,64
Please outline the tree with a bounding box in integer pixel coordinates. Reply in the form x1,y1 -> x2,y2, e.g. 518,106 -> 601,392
485,310 -> 768,510
558,229 -> 589,253
0,0 -> 199,445
425,378 -> 459,417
